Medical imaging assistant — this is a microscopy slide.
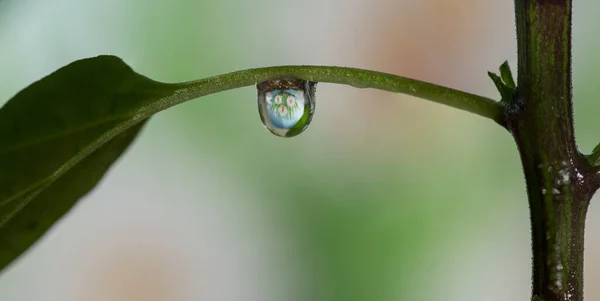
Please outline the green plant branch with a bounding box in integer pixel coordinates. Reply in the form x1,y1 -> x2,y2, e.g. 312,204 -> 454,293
167,65 -> 505,123
0,56 -> 508,273
2,62 -> 508,204
1,60 -> 508,209
511,1 -> 589,301
0,60 -> 505,158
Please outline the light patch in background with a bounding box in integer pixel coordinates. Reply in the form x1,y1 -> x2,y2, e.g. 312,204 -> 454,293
428,210 -> 531,301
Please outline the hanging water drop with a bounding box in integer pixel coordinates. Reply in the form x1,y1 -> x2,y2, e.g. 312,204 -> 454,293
257,78 -> 316,137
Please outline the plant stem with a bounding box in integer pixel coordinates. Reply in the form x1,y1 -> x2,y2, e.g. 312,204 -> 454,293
171,65 -> 504,124
510,1 -> 594,300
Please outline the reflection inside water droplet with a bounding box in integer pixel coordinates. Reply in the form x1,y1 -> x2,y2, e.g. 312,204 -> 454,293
257,78 -> 316,138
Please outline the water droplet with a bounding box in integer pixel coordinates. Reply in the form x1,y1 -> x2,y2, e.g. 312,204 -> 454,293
257,78 -> 316,138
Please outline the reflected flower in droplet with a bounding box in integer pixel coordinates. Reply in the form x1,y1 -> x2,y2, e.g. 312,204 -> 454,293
257,78 -> 317,138
274,94 -> 283,104
286,95 -> 296,107
278,105 -> 288,117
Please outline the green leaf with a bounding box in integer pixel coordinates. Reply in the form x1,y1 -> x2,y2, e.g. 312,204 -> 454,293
0,55 -> 503,273
488,71 -> 507,96
488,61 -> 517,104
499,61 -> 516,89
0,56 -> 175,272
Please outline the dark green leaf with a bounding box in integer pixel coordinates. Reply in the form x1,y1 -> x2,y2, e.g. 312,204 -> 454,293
499,61 -> 516,89
0,56 -> 177,272
487,71 -> 506,95
488,69 -> 515,103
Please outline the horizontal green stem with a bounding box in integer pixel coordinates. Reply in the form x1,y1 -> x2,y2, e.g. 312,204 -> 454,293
156,66 -> 504,124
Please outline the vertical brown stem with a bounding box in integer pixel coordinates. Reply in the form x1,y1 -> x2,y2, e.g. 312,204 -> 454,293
510,1 -> 594,300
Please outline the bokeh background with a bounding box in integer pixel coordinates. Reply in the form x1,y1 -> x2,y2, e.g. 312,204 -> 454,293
0,1 -> 599,300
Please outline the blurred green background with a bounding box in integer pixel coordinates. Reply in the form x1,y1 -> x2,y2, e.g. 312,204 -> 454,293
0,1 -> 599,300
